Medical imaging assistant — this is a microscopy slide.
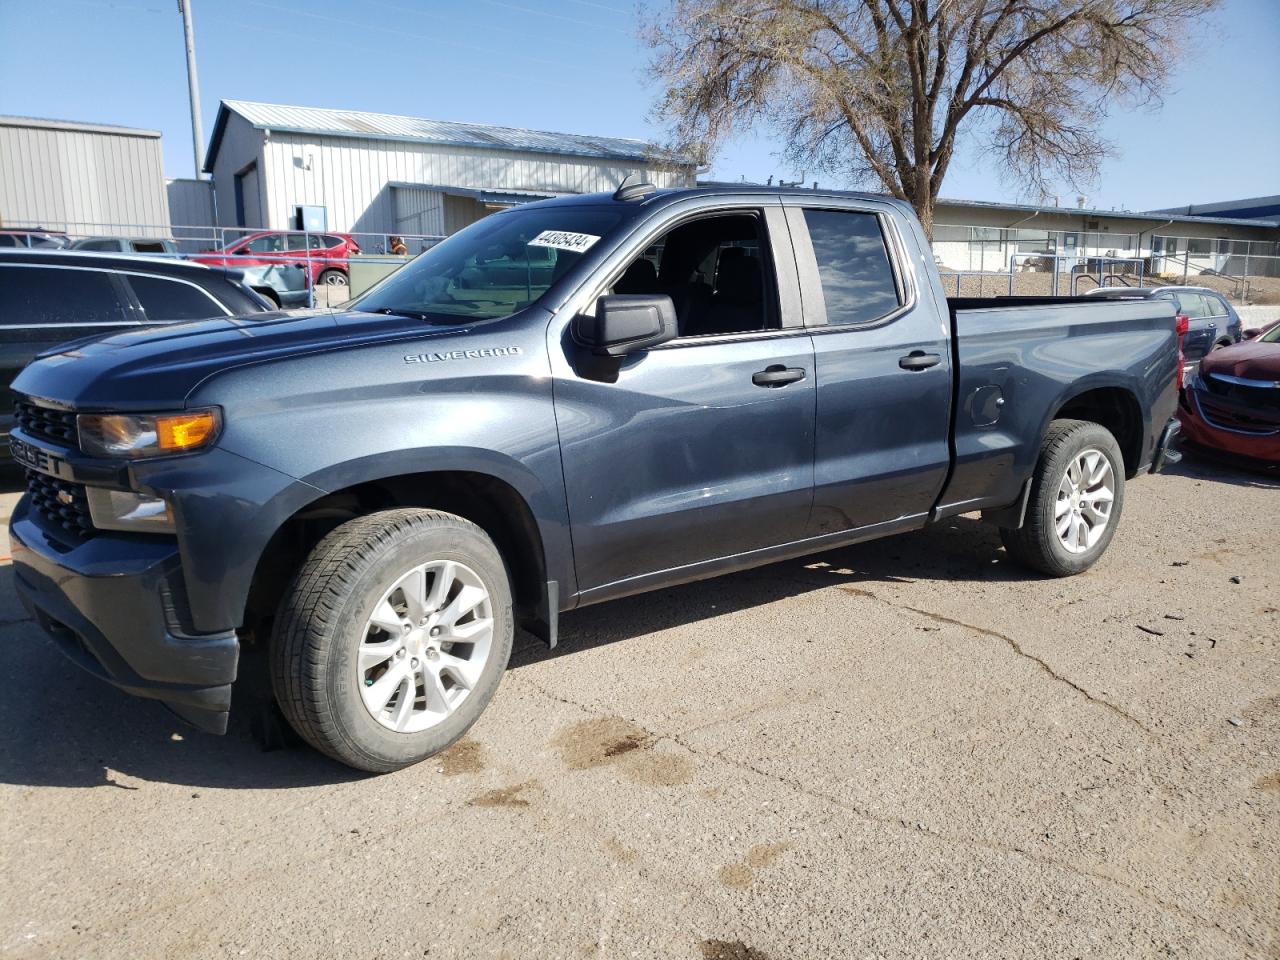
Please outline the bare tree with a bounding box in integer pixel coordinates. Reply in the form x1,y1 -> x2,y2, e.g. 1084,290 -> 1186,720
645,0 -> 1220,235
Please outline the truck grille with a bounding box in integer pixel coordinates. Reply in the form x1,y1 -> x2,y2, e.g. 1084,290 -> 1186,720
25,470 -> 96,540
1194,392 -> 1280,436
14,401 -> 78,448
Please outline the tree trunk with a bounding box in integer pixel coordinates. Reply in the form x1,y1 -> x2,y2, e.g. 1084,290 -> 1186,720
906,178 -> 935,241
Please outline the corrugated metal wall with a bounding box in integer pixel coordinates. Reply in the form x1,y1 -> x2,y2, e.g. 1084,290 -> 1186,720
166,177 -> 215,227
255,132 -> 693,234
0,118 -> 170,235
208,112 -> 264,230
392,186 -> 446,236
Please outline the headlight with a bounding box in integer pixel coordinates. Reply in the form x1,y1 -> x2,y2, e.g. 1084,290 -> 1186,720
78,408 -> 220,459
85,487 -> 175,534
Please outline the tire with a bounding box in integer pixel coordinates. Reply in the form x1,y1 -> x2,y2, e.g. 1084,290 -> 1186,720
318,268 -> 348,287
999,419 -> 1126,577
254,287 -> 281,309
271,509 -> 514,773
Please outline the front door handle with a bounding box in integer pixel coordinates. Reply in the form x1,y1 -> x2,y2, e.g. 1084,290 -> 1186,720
899,351 -> 942,371
752,365 -> 806,387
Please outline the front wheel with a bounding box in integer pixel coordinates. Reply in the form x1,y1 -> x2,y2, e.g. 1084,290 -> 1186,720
318,268 -> 348,287
1000,419 -> 1126,577
271,509 -> 513,773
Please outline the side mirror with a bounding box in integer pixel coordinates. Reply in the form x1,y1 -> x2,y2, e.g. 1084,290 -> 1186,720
573,294 -> 677,357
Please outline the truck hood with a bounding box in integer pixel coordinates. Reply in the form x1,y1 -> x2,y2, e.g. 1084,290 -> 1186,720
1199,339 -> 1280,382
11,309 -> 483,411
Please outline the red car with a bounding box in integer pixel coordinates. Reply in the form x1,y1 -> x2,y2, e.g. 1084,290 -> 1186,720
1178,321 -> 1280,465
194,230 -> 359,289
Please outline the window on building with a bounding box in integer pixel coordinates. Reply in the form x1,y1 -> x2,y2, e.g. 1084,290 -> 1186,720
0,266 -> 132,325
127,275 -> 225,323
803,209 -> 901,326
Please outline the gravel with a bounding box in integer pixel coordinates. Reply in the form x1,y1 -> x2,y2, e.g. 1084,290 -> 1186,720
0,453 -> 1276,959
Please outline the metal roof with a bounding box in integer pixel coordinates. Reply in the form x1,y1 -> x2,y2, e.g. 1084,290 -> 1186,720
933,195 -> 1280,230
205,100 -> 691,172
0,115 -> 161,138
386,182 -> 567,206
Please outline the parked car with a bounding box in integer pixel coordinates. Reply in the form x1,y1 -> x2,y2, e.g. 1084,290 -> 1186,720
0,229 -> 68,249
1243,318 -> 1279,340
1178,321 -> 1280,466
193,230 -> 359,289
1086,285 -> 1243,373
234,262 -> 310,308
8,185 -> 1182,771
69,236 -> 180,255
0,250 -> 270,459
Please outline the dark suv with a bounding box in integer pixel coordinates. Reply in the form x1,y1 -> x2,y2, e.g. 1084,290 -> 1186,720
0,250 -> 269,458
1086,285 -> 1243,371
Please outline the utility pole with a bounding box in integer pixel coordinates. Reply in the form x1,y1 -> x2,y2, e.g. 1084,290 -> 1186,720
178,0 -> 205,178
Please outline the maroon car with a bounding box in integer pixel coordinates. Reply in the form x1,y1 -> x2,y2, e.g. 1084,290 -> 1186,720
1178,322 -> 1280,465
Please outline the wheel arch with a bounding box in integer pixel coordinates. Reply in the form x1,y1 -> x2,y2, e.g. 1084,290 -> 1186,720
243,464 -> 561,647
1049,383 -> 1145,478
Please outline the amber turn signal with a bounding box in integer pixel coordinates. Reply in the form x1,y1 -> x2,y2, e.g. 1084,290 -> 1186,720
156,411 -> 219,451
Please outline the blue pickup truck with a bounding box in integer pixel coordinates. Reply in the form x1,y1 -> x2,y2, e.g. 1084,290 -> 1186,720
8,185 -> 1181,772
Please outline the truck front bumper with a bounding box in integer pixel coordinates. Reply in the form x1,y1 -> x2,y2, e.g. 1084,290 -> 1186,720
10,497 -> 238,734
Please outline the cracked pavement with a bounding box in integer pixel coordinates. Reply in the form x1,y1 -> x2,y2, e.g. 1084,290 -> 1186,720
1,455 -> 1277,959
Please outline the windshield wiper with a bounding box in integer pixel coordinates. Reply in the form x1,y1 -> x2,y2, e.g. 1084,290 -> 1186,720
369,306 -> 435,321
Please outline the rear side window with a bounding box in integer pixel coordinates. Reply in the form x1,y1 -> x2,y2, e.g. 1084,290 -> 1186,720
0,266 -> 132,325
802,209 -> 901,325
1175,293 -> 1211,319
76,239 -> 121,251
131,241 -> 168,254
127,274 -> 227,323
1203,293 -> 1229,317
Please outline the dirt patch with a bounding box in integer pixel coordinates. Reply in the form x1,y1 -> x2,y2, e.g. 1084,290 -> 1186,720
603,837 -> 638,863
552,717 -> 653,770
468,780 -> 536,808
438,738 -> 486,776
624,751 -> 695,787
717,842 -> 789,890
1254,772 -> 1280,793
699,939 -> 772,960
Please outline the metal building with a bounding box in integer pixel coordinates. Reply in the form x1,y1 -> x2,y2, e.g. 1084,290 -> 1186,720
202,100 -> 696,237
0,115 -> 170,235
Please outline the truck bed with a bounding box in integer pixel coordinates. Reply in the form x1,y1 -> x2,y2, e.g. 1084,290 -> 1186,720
934,295 -> 1180,518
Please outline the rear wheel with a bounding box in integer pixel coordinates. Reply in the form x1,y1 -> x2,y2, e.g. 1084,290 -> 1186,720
1000,419 -> 1126,577
271,509 -> 513,773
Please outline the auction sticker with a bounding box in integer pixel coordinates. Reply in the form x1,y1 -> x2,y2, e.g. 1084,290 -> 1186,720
527,230 -> 601,253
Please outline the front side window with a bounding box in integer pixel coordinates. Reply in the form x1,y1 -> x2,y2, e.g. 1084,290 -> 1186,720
127,275 -> 225,323
803,209 -> 901,326
356,207 -> 623,323
247,234 -> 285,253
610,212 -> 778,338
0,266 -> 131,325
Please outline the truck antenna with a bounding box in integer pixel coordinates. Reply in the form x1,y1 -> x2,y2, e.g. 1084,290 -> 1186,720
614,173 -> 657,202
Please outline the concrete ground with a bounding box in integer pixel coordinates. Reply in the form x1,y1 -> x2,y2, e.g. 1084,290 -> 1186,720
0,454 -> 1277,960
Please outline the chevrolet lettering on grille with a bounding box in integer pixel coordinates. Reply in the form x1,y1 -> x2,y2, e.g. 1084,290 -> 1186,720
9,436 -> 73,480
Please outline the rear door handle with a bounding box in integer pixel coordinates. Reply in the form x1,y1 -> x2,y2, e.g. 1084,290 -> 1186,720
752,365 -> 806,387
899,351 -> 941,371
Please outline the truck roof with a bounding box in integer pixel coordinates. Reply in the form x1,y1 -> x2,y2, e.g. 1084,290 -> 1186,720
519,184 -> 912,213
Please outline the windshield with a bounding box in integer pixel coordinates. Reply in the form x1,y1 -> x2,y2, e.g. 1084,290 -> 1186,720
355,206 -> 623,323
1260,323 -> 1280,344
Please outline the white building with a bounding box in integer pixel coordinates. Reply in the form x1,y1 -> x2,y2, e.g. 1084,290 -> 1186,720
202,100 -> 696,239
0,115 -> 170,236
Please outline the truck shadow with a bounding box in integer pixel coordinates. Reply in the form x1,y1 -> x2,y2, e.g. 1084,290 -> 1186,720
0,516 -> 1015,791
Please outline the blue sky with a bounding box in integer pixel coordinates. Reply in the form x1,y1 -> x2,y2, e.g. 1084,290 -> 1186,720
1,0 -> 1276,211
